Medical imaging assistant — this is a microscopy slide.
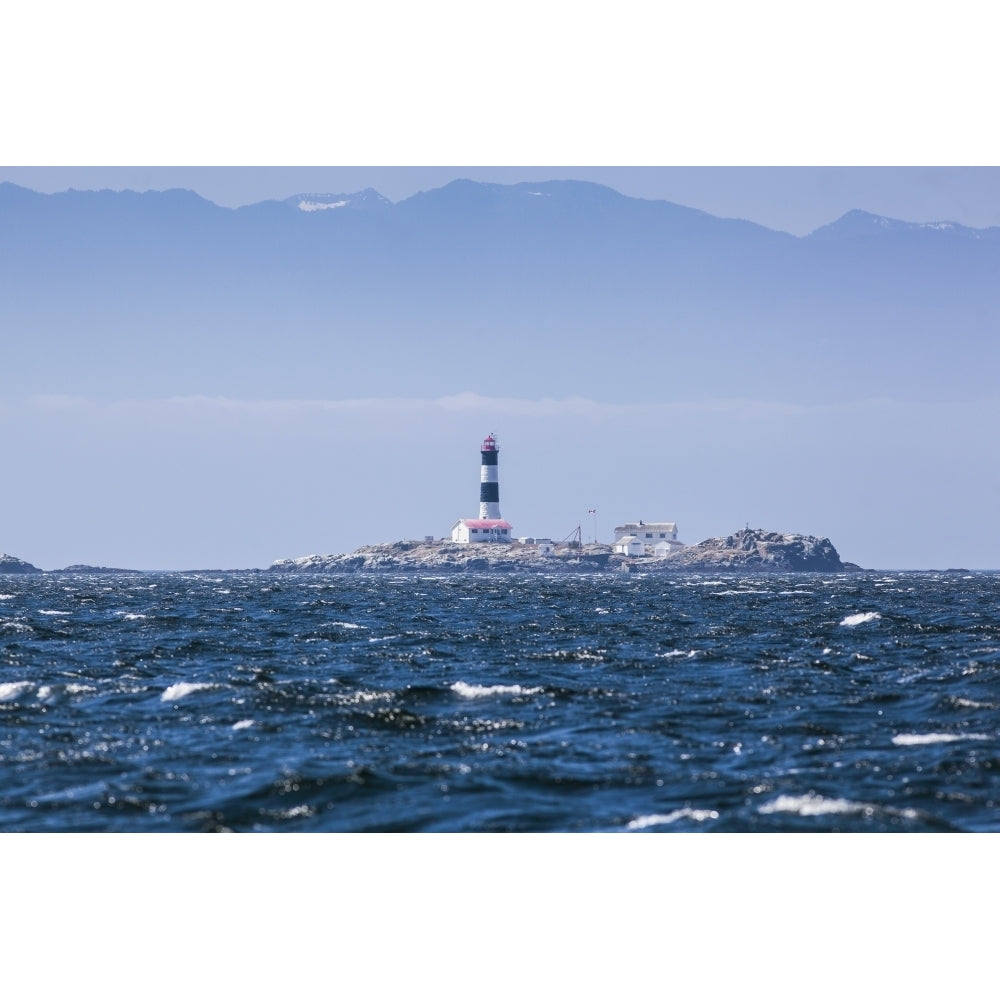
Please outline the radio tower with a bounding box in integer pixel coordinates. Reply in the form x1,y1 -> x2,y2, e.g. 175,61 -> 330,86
479,433 -> 501,519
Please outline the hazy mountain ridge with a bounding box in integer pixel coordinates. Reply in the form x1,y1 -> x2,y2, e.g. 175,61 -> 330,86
2,180 -> 997,405
806,207 -> 1000,241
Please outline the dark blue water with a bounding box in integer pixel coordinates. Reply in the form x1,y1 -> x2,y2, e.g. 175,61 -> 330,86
2,571 -> 998,831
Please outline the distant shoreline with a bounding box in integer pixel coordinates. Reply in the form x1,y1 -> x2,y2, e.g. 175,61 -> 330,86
9,533 -> 995,576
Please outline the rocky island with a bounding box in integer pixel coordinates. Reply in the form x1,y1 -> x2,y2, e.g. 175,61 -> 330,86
665,528 -> 859,572
0,554 -> 43,574
269,528 -> 858,574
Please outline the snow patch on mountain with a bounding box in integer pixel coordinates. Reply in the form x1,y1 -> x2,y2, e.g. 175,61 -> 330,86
298,199 -> 348,212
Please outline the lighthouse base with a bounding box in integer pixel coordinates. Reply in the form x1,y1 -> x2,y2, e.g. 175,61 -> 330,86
450,518 -> 514,544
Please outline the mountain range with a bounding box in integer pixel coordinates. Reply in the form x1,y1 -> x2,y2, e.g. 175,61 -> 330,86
2,178 -> 998,404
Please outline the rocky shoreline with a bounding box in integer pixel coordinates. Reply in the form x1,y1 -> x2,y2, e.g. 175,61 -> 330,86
269,528 -> 860,574
1,529 -> 860,576
0,555 -> 142,574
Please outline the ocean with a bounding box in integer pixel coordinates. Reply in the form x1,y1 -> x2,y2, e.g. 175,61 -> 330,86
2,569 -> 999,832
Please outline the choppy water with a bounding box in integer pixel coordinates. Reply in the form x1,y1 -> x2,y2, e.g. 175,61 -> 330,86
2,570 -> 999,831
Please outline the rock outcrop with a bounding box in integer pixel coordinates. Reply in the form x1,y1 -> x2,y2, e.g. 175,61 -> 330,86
0,553 -> 43,574
270,530 -> 858,574
270,540 -> 612,574
665,528 -> 848,572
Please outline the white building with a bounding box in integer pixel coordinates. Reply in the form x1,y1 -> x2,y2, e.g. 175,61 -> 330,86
614,521 -> 678,543
451,518 -> 514,544
614,535 -> 645,556
613,521 -> 684,557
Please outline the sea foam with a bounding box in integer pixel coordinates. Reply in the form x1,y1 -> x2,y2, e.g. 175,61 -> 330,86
451,681 -> 544,698
760,793 -> 873,817
892,732 -> 988,746
840,612 -> 881,627
0,681 -> 33,702
627,809 -> 719,829
161,682 -> 216,702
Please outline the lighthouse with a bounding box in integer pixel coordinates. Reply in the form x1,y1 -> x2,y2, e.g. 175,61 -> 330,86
479,433 -> 501,519
450,433 -> 513,543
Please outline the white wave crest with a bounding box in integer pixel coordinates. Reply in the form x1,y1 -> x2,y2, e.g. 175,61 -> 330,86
759,792 -> 872,817
840,612 -> 881,627
892,732 -> 989,746
760,792 -> 920,821
0,594 -> 15,600
627,809 -> 719,829
336,689 -> 393,705
232,719 -> 254,731
332,621 -> 367,630
1,622 -> 33,633
161,682 -> 216,702
39,609 -> 71,616
0,681 -> 33,702
451,681 -> 544,698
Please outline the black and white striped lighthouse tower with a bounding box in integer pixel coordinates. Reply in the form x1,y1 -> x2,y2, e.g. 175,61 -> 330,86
479,434 -> 501,520
450,433 -> 512,543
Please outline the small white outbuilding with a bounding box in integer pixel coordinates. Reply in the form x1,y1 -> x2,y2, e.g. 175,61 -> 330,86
451,518 -> 514,544
614,535 -> 645,557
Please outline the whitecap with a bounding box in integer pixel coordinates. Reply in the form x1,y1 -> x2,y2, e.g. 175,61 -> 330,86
0,681 -> 33,702
759,793 -> 870,817
161,682 -> 216,702
275,804 -> 314,819
451,681 -> 544,698
892,732 -> 989,746
761,793 -> 921,821
952,697 -> 994,709
0,594 -> 14,600
1,622 -> 33,633
115,612 -> 148,621
39,609 -> 71,616
232,719 -> 254,731
840,612 -> 881,627
627,809 -> 719,829
337,689 -> 393,705
331,621 -> 367,630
